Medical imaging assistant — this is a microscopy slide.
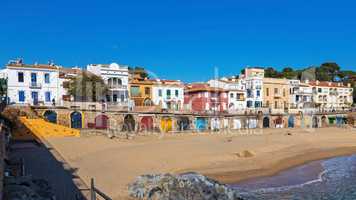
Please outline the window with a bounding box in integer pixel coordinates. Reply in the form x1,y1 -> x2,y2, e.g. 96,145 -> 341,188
266,88 -> 269,96
175,90 -> 179,97
255,101 -> 261,108
205,102 -> 210,110
158,89 -> 162,97
283,89 -> 286,97
247,89 -> 252,98
266,101 -> 270,107
18,91 -> 25,102
31,73 -> 37,83
236,94 -> 241,100
318,88 -> 322,93
144,87 -> 150,95
256,90 -> 260,97
274,88 -> 278,95
230,93 -> 234,98
166,89 -> 171,98
247,100 -> 253,108
45,91 -> 51,102
274,101 -> 278,109
18,72 -> 24,83
44,73 -> 50,84
130,86 -> 140,97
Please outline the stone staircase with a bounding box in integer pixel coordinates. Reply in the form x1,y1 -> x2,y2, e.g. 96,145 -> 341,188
19,117 -> 80,141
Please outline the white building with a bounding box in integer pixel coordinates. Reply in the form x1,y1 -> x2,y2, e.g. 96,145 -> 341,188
309,81 -> 353,111
207,77 -> 246,113
87,63 -> 129,104
289,79 -> 313,109
242,68 -> 264,108
151,79 -> 184,111
5,59 -> 62,106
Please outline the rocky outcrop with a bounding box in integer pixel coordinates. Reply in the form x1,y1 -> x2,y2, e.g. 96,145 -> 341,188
128,173 -> 244,200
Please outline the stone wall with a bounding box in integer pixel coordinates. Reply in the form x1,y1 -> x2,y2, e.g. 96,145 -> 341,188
33,107 -> 353,133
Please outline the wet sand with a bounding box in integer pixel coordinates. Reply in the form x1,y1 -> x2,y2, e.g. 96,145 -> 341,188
46,127 -> 356,200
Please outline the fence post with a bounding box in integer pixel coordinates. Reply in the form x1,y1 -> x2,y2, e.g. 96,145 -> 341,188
91,178 -> 96,200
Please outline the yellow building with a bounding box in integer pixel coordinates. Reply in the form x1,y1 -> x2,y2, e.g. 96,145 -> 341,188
263,78 -> 290,110
129,78 -> 155,106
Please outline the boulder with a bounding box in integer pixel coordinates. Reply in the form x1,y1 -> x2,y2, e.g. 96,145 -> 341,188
128,173 -> 244,200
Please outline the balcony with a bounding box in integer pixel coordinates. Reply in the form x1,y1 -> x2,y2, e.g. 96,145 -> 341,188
29,82 -> 42,89
273,93 -> 282,98
108,85 -> 127,90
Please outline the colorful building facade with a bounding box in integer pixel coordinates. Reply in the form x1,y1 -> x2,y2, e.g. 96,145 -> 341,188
207,77 -> 246,113
263,78 -> 290,111
5,59 -> 62,106
310,81 -> 353,111
151,79 -> 184,111
242,68 -> 264,108
184,83 -> 228,113
87,63 -> 129,104
129,78 -> 154,106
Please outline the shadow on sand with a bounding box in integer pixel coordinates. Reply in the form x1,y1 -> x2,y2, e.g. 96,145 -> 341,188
9,140 -> 90,200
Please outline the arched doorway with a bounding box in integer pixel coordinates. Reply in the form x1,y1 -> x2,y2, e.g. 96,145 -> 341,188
70,111 -> 82,129
95,114 -> 109,129
195,117 -> 207,131
43,110 -> 57,123
177,117 -> 190,131
275,116 -> 283,128
140,116 -> 153,131
263,117 -> 270,128
248,118 -> 257,129
321,116 -> 327,127
160,117 -> 172,132
312,116 -> 318,128
288,115 -> 295,128
123,114 -> 135,132
211,118 -> 220,131
233,118 -> 241,129
143,98 -> 153,106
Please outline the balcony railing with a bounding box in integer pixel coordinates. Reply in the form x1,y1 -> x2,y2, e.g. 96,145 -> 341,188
29,82 -> 42,88
108,85 -> 127,89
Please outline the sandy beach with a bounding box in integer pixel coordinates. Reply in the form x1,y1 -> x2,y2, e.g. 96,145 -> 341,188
46,127 -> 356,200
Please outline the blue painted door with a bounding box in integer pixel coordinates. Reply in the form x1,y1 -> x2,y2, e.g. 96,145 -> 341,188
288,116 -> 294,128
71,112 -> 82,129
195,118 -> 207,131
31,91 -> 38,105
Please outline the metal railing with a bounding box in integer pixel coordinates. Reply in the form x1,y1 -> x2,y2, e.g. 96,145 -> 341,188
29,82 -> 42,88
90,178 -> 112,200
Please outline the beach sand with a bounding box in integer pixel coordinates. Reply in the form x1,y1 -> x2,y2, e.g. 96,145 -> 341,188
46,127 -> 356,200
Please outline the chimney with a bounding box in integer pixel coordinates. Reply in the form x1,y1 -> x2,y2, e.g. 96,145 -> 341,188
316,80 -> 319,85
347,83 -> 351,87
328,82 -> 332,86
305,79 -> 309,84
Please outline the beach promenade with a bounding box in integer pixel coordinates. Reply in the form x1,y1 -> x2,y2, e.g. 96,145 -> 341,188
46,127 -> 356,200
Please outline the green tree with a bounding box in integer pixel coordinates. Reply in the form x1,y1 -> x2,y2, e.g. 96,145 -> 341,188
264,67 -> 280,78
68,71 -> 108,102
281,67 -> 297,79
129,67 -> 149,79
316,62 -> 340,81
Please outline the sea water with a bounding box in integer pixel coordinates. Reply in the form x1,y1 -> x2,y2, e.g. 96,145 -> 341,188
232,155 -> 356,200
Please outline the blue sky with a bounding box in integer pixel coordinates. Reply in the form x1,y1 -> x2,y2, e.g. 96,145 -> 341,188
1,0 -> 356,82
